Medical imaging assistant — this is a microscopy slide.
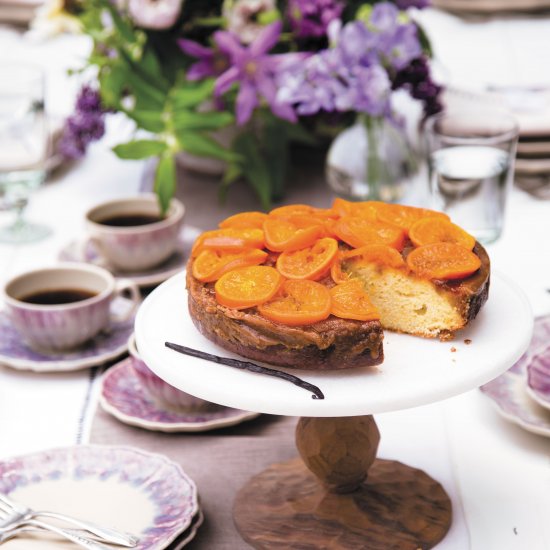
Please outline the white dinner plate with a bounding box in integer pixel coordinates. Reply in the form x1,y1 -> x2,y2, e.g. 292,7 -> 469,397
135,271 -> 533,417
0,445 -> 199,549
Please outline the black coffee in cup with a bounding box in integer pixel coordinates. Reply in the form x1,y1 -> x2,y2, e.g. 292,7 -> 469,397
98,214 -> 162,227
20,289 -> 97,305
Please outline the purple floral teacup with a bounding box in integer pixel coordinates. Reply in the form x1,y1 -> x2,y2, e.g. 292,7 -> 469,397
3,263 -> 140,352
128,333 -> 212,411
83,194 -> 185,272
527,346 -> 550,397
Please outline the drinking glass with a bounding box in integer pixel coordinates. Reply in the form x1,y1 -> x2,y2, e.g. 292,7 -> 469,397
425,110 -> 519,244
0,63 -> 51,243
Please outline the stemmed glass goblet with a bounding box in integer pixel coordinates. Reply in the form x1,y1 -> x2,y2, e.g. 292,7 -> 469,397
0,63 -> 51,244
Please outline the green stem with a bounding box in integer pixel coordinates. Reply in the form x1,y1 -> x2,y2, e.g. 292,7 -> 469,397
364,115 -> 381,201
193,16 -> 225,27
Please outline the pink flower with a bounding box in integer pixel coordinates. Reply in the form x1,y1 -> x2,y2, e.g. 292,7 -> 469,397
223,0 -> 277,44
127,0 -> 183,30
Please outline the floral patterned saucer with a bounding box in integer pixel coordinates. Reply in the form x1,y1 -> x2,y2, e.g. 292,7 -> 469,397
480,315 -> 550,437
170,508 -> 204,550
0,310 -> 133,372
0,445 -> 199,550
525,344 -> 550,411
100,358 -> 260,432
58,226 -> 201,288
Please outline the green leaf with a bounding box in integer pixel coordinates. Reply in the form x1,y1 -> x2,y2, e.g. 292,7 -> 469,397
123,109 -> 165,133
113,140 -> 168,160
259,110 -> 318,146
154,154 -> 176,216
263,121 -> 288,202
177,132 -> 238,163
140,45 -> 164,77
258,9 -> 281,24
416,22 -> 433,57
233,133 -> 272,210
218,162 -> 243,203
281,119 -> 318,146
99,64 -> 128,108
103,1 -> 135,43
118,49 -> 167,108
170,80 -> 216,109
172,110 -> 234,131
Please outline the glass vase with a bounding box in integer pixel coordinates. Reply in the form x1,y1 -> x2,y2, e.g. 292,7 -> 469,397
325,115 -> 419,203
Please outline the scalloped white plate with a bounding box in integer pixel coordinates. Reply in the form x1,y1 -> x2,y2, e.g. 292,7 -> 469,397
0,445 -> 199,549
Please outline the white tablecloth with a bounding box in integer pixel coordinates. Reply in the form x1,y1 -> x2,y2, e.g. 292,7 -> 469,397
1,10 -> 550,550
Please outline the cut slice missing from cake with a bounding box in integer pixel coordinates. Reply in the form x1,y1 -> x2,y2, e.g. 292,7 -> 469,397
345,242 -> 490,340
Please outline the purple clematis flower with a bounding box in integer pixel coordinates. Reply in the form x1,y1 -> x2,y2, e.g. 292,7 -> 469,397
213,20 -> 298,125
178,39 -> 230,80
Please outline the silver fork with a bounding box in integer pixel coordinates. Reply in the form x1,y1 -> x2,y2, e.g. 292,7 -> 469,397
0,523 -> 115,546
0,508 -> 114,549
0,493 -> 138,547
1,524 -> 62,544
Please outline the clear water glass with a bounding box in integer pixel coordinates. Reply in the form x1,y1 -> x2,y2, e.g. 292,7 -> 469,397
0,63 -> 51,243
425,110 -> 519,244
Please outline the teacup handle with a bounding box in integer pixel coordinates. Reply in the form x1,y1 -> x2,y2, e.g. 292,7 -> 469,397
78,237 -> 109,268
110,279 -> 141,323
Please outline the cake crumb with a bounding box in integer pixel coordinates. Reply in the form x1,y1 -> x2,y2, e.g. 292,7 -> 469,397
450,347 -> 457,353
464,339 -> 472,345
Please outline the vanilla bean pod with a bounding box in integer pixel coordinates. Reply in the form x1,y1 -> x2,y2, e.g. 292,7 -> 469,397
165,342 -> 324,400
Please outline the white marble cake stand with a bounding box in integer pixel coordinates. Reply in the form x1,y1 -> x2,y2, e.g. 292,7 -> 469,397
135,271 -> 533,549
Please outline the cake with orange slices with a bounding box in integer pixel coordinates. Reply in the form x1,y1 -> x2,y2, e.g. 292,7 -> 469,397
186,201 -> 490,370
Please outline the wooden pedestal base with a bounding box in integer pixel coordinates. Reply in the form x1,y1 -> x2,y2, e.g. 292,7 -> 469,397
233,416 -> 452,549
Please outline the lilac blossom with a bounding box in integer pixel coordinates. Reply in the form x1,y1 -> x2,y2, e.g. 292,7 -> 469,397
213,20 -> 298,125
277,19 -> 394,118
378,21 -> 421,70
370,3 -> 421,70
178,39 -> 230,80
369,2 -> 400,33
127,0 -> 183,30
395,0 -> 430,9
223,0 -> 277,44
58,86 -> 106,159
392,56 -> 442,116
287,0 -> 344,39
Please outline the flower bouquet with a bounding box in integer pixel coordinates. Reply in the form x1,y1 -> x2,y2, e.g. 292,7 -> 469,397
62,0 -> 441,213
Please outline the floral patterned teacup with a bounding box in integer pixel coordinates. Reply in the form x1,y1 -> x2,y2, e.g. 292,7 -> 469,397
83,194 -> 185,272
128,333 -> 212,411
3,263 -> 140,352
